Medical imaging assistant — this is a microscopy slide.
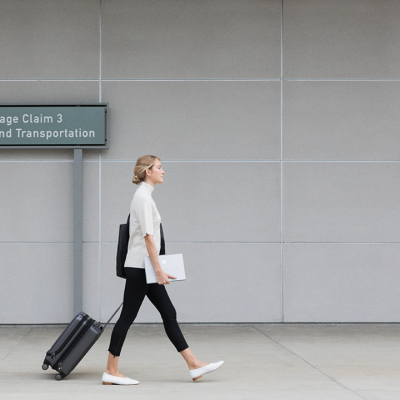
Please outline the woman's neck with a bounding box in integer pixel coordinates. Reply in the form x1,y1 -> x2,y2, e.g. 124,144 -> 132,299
143,179 -> 155,188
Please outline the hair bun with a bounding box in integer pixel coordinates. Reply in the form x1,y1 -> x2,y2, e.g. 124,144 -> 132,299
132,175 -> 141,185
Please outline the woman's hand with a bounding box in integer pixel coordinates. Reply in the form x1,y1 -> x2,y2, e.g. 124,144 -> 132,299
155,270 -> 177,285
145,234 -> 176,285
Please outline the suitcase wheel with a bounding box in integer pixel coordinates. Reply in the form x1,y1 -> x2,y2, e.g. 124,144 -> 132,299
55,374 -> 63,381
42,363 -> 49,371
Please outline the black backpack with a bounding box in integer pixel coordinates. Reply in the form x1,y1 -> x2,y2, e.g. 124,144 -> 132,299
116,215 -> 165,278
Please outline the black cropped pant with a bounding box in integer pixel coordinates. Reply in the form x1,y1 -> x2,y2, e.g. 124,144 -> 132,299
108,267 -> 188,357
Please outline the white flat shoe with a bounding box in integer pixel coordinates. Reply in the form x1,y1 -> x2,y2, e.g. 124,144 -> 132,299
189,361 -> 224,381
102,372 -> 139,385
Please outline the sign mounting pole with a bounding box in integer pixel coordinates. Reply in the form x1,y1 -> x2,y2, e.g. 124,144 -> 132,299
73,148 -> 83,315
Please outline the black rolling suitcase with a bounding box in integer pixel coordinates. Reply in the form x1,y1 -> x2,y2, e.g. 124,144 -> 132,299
42,304 -> 122,380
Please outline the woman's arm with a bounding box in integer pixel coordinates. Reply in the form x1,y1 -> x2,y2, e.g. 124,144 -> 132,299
144,234 -> 176,285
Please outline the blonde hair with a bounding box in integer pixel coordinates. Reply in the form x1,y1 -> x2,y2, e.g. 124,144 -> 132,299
132,155 -> 160,185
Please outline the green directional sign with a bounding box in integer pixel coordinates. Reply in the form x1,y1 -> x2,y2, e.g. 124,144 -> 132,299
0,105 -> 108,148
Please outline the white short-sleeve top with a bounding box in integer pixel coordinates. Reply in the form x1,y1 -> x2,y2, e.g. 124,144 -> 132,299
124,181 -> 161,269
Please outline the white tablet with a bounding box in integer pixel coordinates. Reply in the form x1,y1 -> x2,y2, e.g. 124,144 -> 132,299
144,254 -> 186,284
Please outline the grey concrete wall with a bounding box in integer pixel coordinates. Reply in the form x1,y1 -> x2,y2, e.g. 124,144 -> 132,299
0,0 -> 399,323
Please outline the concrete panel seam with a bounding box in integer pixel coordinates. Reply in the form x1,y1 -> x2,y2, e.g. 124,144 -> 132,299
2,241 -> 398,245
0,79 -> 99,82
284,242 -> 400,245
252,326 -> 367,399
100,79 -> 281,82
98,0 -> 102,321
100,241 -> 281,244
0,242 -> 74,244
98,152 -> 102,321
0,160 -> 74,163
280,0 -> 284,323
0,327 -> 32,363
285,79 -> 400,82
95,160 -> 280,162
2,78 -> 400,82
161,160 -> 281,163
99,0 -> 102,104
2,160 -> 400,163
283,160 -> 400,163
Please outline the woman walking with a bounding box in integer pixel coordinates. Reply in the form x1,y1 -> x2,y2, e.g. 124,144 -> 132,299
102,155 -> 223,385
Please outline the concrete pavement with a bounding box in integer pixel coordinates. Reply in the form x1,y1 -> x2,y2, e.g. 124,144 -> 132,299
1,324 -> 399,400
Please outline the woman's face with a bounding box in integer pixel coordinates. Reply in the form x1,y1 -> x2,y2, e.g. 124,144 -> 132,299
147,159 -> 164,185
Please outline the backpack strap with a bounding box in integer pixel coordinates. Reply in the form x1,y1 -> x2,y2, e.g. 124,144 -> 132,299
160,223 -> 165,255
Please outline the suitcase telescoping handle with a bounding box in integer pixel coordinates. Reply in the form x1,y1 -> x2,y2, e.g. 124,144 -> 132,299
102,302 -> 123,330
